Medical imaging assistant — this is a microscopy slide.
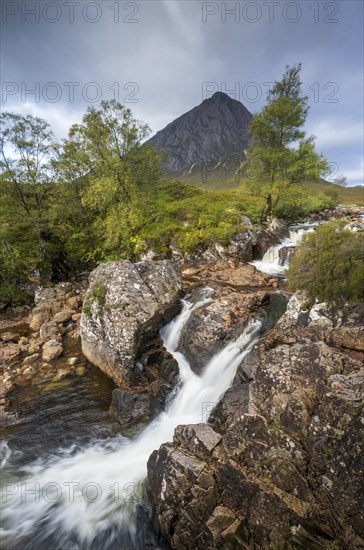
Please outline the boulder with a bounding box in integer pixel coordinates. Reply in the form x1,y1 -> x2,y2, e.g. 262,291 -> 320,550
39,321 -> 61,342
53,311 -> 72,324
178,261 -> 273,373
42,339 -> 63,361
225,229 -> 276,262
81,260 -> 182,389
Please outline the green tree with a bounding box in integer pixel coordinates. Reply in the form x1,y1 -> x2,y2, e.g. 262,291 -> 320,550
0,113 -> 57,260
288,221 -> 364,305
243,64 -> 329,218
57,100 -> 162,260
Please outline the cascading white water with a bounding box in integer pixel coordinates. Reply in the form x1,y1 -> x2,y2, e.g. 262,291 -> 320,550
251,223 -> 318,276
1,290 -> 262,548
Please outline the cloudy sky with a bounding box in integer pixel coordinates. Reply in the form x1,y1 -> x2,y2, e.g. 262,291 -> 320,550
1,0 -> 363,185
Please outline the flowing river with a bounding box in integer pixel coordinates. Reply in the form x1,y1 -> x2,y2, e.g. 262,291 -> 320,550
1,290 -> 270,549
251,222 -> 318,276
0,222 -> 318,549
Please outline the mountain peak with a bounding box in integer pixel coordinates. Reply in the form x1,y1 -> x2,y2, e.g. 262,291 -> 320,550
208,91 -> 232,101
147,94 -> 253,175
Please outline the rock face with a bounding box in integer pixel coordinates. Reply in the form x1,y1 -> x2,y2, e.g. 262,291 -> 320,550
147,92 -> 252,175
147,293 -> 364,549
179,261 -> 276,373
81,260 -> 182,431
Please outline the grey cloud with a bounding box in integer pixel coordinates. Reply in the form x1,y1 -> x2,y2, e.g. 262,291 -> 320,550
1,0 -> 363,185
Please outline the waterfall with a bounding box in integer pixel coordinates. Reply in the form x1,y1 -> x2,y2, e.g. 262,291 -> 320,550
251,222 -> 318,276
1,291 -> 262,549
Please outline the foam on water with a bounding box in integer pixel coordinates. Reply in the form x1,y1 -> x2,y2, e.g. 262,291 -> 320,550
1,289 -> 261,548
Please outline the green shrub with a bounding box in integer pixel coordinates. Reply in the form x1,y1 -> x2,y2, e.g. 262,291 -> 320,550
287,221 -> 364,305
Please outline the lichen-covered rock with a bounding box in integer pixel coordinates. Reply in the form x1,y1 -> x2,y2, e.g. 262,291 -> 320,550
80,259 -> 182,392
147,293 -> 364,549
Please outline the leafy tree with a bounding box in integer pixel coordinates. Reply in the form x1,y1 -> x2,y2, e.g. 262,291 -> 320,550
57,100 -> 162,259
334,175 -> 348,187
0,113 -> 57,259
288,221 -> 364,305
243,64 -> 329,218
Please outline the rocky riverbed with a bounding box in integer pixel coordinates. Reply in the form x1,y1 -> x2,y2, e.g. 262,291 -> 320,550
147,293 -> 364,549
0,206 -> 363,549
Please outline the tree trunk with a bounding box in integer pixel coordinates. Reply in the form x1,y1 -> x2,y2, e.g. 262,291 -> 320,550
266,193 -> 273,217
36,228 -> 46,262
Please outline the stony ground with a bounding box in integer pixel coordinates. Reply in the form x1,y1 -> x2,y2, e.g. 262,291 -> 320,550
0,282 -> 85,421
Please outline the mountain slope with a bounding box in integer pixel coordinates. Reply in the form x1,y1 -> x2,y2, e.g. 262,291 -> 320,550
147,92 -> 252,177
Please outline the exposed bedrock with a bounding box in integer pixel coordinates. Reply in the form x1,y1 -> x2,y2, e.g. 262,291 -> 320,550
147,293 -> 364,549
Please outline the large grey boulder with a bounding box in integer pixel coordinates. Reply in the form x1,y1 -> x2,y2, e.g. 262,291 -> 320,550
80,260 -> 182,389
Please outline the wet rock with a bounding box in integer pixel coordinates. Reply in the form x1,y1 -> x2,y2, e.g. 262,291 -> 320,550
53,367 -> 71,381
80,260 -> 182,389
42,339 -> 63,361
22,366 -> 35,376
179,262 -> 272,373
67,357 -> 78,366
109,388 -> 161,434
278,245 -> 296,266
268,217 -> 288,237
225,229 -> 276,262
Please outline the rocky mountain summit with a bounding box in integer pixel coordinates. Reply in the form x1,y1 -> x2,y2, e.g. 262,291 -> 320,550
147,92 -> 252,176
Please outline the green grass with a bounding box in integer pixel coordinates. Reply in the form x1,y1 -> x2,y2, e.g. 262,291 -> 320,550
140,179 -> 262,254
182,169 -> 364,205
303,179 -> 364,206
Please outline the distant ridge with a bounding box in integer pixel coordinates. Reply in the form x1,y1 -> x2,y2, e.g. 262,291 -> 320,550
146,92 -> 253,177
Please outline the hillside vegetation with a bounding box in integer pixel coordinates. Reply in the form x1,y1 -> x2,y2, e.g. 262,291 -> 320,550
183,170 -> 364,206
1,66 -> 361,306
